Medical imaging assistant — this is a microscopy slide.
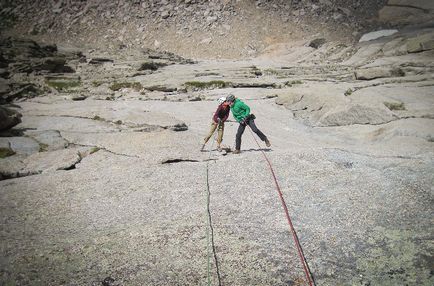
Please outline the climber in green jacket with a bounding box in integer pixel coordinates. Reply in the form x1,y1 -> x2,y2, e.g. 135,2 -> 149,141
226,94 -> 271,154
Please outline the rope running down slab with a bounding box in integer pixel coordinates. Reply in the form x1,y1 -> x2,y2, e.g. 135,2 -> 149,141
205,130 -> 222,286
247,126 -> 315,286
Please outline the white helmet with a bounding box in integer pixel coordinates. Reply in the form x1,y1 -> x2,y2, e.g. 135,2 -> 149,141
217,97 -> 226,104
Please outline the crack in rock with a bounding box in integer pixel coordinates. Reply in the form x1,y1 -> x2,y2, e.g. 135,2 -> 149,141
323,147 -> 416,160
68,142 -> 140,158
161,159 -> 200,164
30,114 -> 186,132
386,4 -> 431,13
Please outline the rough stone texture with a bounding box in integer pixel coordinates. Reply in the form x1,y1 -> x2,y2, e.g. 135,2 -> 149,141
406,32 -> 434,53
378,0 -> 434,25
389,0 -> 434,10
0,136 -> 40,155
0,106 -> 22,131
21,147 -> 84,174
317,104 -> 397,126
274,83 -> 402,127
0,155 -> 26,179
0,0 -> 389,59
0,78 -> 10,95
368,118 -> 434,142
354,67 -> 404,80
359,29 -> 398,42
24,130 -> 69,151
0,20 -> 433,286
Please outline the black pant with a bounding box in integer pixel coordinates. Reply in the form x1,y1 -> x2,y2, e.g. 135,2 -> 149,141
235,118 -> 267,150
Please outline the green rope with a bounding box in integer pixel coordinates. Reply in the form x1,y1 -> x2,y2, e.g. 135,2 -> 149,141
206,160 -> 212,286
205,131 -> 215,286
204,127 -> 222,286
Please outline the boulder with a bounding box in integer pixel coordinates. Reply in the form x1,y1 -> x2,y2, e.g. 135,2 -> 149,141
388,0 -> 434,10
355,67 -> 405,80
88,58 -> 114,64
25,130 -> 68,151
342,43 -> 384,66
33,57 -> 75,73
0,137 -> 40,155
0,78 -> 10,95
0,53 -> 8,68
0,155 -> 25,180
359,30 -> 398,42
4,83 -> 43,103
0,106 -> 22,131
71,94 -> 87,101
309,38 -> 326,49
275,92 -> 303,107
317,104 -> 397,126
379,1 -> 434,25
405,33 -> 434,53
368,118 -> 434,142
161,10 -> 170,19
22,148 -> 84,173
0,68 -> 9,78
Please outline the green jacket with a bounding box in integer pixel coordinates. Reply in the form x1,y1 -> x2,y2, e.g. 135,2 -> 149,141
230,98 -> 250,122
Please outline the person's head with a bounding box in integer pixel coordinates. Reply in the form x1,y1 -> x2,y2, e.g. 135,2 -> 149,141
217,97 -> 226,105
226,94 -> 235,106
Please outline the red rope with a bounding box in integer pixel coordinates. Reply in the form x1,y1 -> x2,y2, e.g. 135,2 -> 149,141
247,127 -> 314,286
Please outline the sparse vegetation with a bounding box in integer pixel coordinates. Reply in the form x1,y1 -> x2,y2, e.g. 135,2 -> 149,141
90,147 -> 100,154
114,120 -> 122,125
195,72 -> 220,77
384,101 -> 405,111
109,82 -> 142,91
345,88 -> 353,96
92,81 -> 104,87
138,62 -> 168,71
39,143 -> 49,152
284,80 -> 303,87
0,147 -> 15,158
45,79 -> 81,91
249,66 -> 263,77
184,80 -> 231,90
264,68 -> 280,76
93,115 -> 104,121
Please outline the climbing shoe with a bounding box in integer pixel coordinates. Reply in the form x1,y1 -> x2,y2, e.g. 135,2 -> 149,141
233,149 -> 241,154
265,138 -> 271,147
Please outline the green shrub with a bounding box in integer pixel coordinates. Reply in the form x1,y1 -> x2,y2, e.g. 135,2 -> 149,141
109,82 -> 142,91
344,88 -> 353,96
92,81 -> 103,87
0,147 -> 15,158
45,79 -> 81,91
90,147 -> 100,154
284,80 -> 303,87
384,101 -> 405,111
138,62 -> 167,71
184,80 -> 231,90
264,68 -> 280,75
39,143 -> 49,152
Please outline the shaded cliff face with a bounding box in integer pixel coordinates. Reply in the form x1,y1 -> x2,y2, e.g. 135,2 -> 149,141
0,0 -> 389,59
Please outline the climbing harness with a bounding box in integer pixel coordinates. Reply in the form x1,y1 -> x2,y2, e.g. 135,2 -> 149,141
247,127 -> 316,286
204,132 -> 222,286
